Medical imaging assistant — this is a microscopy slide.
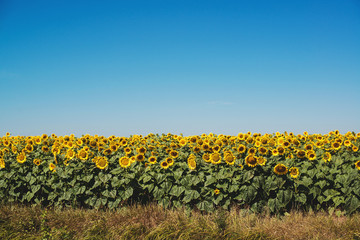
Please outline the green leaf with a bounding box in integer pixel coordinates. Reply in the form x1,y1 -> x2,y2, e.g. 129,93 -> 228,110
243,171 -> 254,183
204,176 -> 216,187
83,175 -> 93,183
124,187 -> 133,199
31,185 -> 41,194
143,175 -> 152,183
295,193 -> 307,205
169,185 -> 185,197
347,196 -> 360,214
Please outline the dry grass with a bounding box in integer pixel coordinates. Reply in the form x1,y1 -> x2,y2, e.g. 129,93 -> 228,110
0,203 -> 359,240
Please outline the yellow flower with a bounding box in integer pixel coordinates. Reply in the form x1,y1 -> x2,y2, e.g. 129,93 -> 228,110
202,153 -> 211,163
160,161 -> 169,169
237,144 -> 246,153
245,154 -> 257,167
148,156 -> 157,164
188,159 -> 196,170
136,146 -> 147,154
33,158 -> 41,166
169,150 -> 179,158
24,144 -> 34,153
119,156 -> 131,168
0,158 -> 5,168
135,154 -> 145,162
355,160 -> 360,170
289,167 -> 299,178
224,151 -> 235,165
296,150 -> 306,158
17,152 -> 26,164
214,189 -> 220,195
257,156 -> 267,166
258,147 -> 268,155
274,163 -> 288,175
306,150 -> 316,160
323,152 -> 331,162
353,146 -> 359,152
332,141 -> 341,150
77,149 -> 88,161
96,156 -> 108,169
210,152 -> 221,164
49,163 -> 56,172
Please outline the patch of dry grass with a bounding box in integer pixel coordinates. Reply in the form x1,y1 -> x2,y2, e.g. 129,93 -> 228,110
0,203 -> 359,240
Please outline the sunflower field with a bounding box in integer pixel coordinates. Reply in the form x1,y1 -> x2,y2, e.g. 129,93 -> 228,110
1,131 -> 360,215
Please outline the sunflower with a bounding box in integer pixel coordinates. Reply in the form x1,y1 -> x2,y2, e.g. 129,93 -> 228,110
272,149 -> 279,156
103,148 -> 112,156
257,156 -> 267,166
258,147 -> 268,155
169,150 -> 179,158
297,150 -> 306,158
0,158 -> 5,168
289,167 -> 299,178
179,138 -> 187,147
353,146 -> 359,152
237,144 -> 246,153
306,150 -> 316,160
344,140 -> 351,147
245,155 -> 257,167
355,160 -> 360,170
110,144 -> 118,152
274,163 -> 288,175
25,144 -> 34,153
331,142 -> 341,150
277,146 -> 285,155
283,141 -> 291,148
78,149 -> 88,161
248,147 -> 256,155
124,147 -> 132,155
188,159 -> 196,170
160,161 -> 169,169
137,146 -> 147,154
66,149 -> 76,159
166,157 -> 174,166
148,156 -> 157,164
89,140 -> 98,148
49,163 -> 56,172
96,156 -> 108,169
305,144 -> 313,151
224,151 -> 235,165
135,154 -> 145,162
16,152 -> 26,164
119,156 -> 131,168
202,153 -> 211,163
212,145 -> 221,152
202,143 -> 210,151
214,189 -> 220,195
210,152 -> 222,164
323,152 -> 331,162
33,158 -> 41,166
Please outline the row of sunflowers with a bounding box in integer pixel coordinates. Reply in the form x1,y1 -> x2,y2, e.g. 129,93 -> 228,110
0,131 -> 360,214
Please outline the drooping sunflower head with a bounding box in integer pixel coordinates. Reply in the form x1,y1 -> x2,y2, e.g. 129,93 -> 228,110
274,163 -> 288,175
289,167 -> 299,178
245,154 -> 257,168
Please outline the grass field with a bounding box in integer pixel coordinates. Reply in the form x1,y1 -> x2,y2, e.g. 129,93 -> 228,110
1,203 -> 360,240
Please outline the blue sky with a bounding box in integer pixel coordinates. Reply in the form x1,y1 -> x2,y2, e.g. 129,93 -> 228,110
1,0 -> 359,137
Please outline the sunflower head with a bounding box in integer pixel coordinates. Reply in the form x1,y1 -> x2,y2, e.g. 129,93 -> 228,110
33,158 -> 41,166
274,163 -> 288,175
214,189 -> 220,195
355,160 -> 360,170
210,152 -> 221,164
0,158 -> 5,168
169,150 -> 179,158
148,156 -> 157,164
289,167 -> 299,178
96,156 -> 108,170
119,156 -> 131,168
237,144 -> 246,153
160,161 -> 169,169
245,154 -> 257,168
135,154 -> 145,162
49,163 -> 56,172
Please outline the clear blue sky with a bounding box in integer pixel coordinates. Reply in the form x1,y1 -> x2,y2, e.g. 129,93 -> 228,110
1,0 -> 359,137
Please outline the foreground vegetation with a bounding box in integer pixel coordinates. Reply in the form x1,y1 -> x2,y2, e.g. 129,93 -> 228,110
1,203 -> 360,240
0,131 -> 360,215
